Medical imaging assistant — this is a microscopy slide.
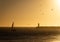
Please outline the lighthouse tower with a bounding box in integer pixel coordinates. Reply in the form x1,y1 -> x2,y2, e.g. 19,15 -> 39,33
12,22 -> 14,28
36,23 -> 40,28
38,23 -> 40,28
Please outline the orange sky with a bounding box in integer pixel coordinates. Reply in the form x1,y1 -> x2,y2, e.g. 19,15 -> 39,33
0,0 -> 60,27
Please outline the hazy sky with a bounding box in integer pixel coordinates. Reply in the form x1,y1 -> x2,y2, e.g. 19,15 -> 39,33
0,0 -> 60,27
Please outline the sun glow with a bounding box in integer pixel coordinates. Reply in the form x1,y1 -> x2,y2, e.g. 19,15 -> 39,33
57,0 -> 60,5
53,0 -> 60,11
55,0 -> 60,7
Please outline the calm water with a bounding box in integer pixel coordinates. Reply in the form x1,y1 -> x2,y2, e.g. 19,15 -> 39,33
0,27 -> 60,42
0,34 -> 60,42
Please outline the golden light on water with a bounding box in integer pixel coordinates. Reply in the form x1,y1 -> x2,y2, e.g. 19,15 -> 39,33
52,40 -> 60,42
51,35 -> 60,42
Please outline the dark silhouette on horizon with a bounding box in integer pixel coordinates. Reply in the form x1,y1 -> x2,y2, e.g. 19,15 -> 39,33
36,23 -> 40,28
11,22 -> 16,32
38,23 -> 40,28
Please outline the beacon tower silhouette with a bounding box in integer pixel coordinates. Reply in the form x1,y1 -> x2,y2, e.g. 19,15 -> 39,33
37,23 -> 40,28
11,22 -> 16,32
12,22 -> 14,28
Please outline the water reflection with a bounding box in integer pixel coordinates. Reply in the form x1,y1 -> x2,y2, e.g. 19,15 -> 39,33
50,35 -> 60,42
0,34 -> 60,42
